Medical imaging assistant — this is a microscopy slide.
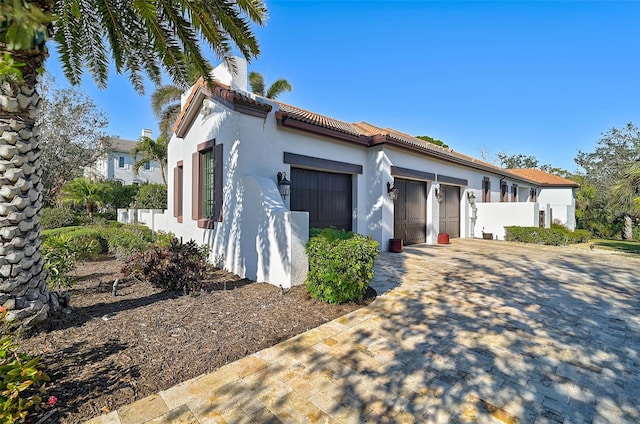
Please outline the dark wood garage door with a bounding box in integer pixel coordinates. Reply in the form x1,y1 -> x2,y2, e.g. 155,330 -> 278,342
438,185 -> 460,238
394,179 -> 427,245
290,168 -> 352,231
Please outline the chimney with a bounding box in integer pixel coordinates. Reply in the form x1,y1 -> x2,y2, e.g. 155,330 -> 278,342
210,56 -> 248,92
141,129 -> 153,139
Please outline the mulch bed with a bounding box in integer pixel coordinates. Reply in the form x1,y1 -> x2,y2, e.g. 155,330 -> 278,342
17,255 -> 376,423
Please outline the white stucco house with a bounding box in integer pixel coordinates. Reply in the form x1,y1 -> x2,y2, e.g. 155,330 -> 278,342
85,129 -> 165,185
129,58 -> 578,289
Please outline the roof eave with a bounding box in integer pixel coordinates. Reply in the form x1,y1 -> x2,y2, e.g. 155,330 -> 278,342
275,112 -> 371,146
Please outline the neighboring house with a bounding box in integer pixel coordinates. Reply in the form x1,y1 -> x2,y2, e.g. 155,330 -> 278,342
508,168 -> 579,230
133,57 -> 578,289
85,129 -> 165,185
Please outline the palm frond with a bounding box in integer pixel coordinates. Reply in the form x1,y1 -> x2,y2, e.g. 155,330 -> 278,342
266,78 -> 291,99
248,71 -> 265,96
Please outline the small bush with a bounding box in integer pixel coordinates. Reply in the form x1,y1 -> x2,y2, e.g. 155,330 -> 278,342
0,308 -> 51,423
122,238 -> 209,294
306,230 -> 379,304
95,209 -> 117,221
154,231 -> 176,248
42,235 -> 77,289
504,226 -> 591,246
40,207 -> 77,230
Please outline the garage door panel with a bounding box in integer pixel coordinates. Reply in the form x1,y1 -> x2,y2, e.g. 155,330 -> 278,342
394,179 -> 426,245
438,185 -> 460,238
291,168 -> 352,231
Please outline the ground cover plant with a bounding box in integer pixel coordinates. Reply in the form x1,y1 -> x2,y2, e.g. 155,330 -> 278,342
16,254 -> 375,423
590,239 -> 640,255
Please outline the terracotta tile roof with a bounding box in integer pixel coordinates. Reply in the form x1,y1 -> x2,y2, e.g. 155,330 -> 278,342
274,106 -> 539,183
508,168 -> 580,187
276,103 -> 363,137
173,78 -> 272,136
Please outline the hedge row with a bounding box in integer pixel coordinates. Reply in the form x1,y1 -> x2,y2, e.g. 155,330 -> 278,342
504,226 -> 591,246
305,228 -> 379,304
42,223 -> 154,258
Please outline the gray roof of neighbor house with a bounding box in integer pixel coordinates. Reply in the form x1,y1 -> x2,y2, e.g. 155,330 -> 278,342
106,138 -> 137,153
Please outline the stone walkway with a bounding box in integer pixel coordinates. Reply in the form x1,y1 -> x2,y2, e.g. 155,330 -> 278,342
86,239 -> 639,423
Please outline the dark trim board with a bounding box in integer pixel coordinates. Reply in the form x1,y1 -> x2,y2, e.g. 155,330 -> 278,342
284,152 -> 363,174
437,174 -> 468,186
391,166 -> 435,181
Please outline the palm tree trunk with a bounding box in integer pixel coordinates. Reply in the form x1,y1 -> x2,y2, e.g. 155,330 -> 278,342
623,214 -> 633,240
0,47 -> 58,326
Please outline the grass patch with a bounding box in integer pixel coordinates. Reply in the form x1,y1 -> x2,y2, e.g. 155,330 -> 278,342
591,239 -> 640,255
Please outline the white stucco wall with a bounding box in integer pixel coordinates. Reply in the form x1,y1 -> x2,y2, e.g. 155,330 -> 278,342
537,187 -> 576,230
475,202 -> 541,240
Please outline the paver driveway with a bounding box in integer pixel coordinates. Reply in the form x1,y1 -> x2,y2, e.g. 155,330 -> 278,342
88,239 -> 639,424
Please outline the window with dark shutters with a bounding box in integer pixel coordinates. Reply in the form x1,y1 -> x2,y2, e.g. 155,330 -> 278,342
173,161 -> 183,222
192,140 -> 223,228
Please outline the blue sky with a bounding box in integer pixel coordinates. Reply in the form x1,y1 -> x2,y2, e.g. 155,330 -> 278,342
45,1 -> 640,172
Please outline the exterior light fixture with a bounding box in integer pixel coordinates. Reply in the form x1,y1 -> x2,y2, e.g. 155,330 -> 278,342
467,191 -> 476,204
277,172 -> 291,200
435,187 -> 444,203
387,181 -> 399,200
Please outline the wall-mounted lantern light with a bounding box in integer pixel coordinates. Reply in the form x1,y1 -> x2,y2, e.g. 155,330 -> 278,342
277,172 -> 291,200
467,191 -> 476,205
435,187 -> 444,203
387,181 -> 399,200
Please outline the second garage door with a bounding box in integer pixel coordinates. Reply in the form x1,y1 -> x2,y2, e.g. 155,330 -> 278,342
438,185 -> 460,238
394,179 -> 427,245
290,168 -> 352,231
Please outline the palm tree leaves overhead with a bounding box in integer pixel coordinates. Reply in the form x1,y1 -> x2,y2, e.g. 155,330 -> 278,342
249,71 -> 291,99
51,0 -> 267,93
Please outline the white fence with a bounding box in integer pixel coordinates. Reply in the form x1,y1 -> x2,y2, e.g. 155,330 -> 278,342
117,208 -> 171,233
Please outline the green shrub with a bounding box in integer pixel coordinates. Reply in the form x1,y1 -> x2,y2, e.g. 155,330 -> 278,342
131,184 -> 167,209
95,209 -> 117,221
122,238 -> 209,294
305,230 -> 379,304
42,234 -> 77,289
154,231 -> 176,248
42,223 -> 152,259
504,226 -> 591,246
0,308 -> 51,423
40,207 -> 77,230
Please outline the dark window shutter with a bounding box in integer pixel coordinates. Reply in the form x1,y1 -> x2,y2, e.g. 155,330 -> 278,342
213,144 -> 223,222
192,152 -> 200,220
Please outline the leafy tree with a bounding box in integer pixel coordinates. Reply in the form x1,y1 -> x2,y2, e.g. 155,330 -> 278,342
611,160 -> 640,239
103,180 -> 140,210
575,123 -> 640,238
131,134 -> 168,185
497,152 -> 539,169
132,184 -> 168,209
0,0 -> 267,325
249,71 -> 292,99
37,78 -> 110,206
416,135 -> 449,149
575,123 -> 640,190
61,178 -> 111,219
